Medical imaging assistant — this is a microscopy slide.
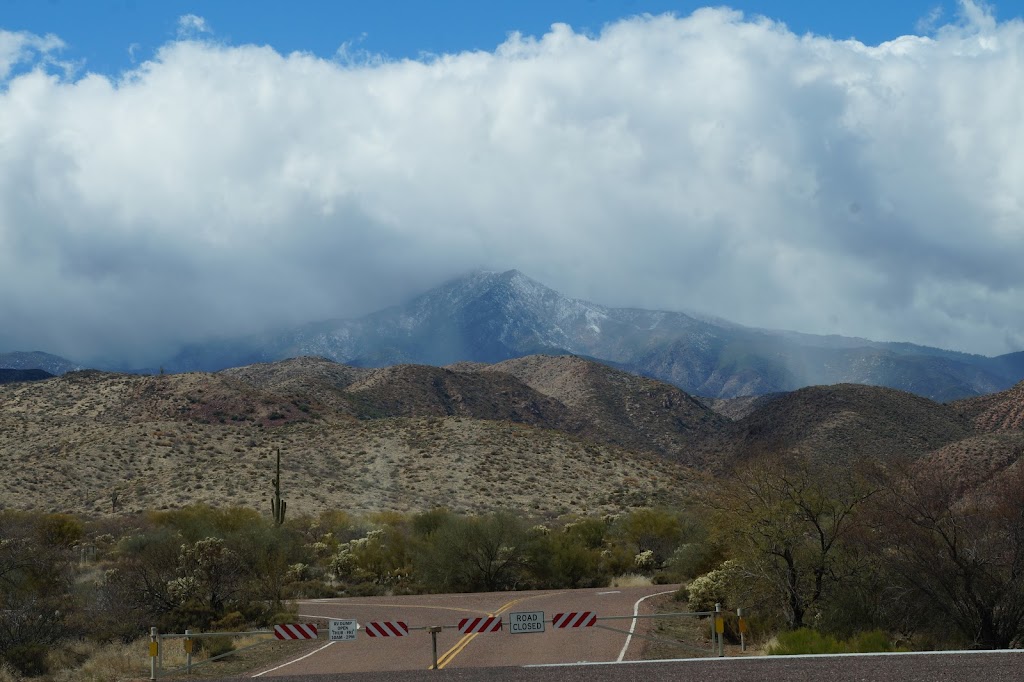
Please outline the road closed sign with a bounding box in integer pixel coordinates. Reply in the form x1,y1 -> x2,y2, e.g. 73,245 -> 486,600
508,611 -> 545,634
329,619 -> 358,642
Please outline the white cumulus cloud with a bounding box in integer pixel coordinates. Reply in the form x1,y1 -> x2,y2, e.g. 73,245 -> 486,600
1,2 -> 1023,366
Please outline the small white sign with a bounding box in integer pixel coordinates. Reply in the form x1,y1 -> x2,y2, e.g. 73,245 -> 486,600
329,619 -> 358,642
508,611 -> 545,634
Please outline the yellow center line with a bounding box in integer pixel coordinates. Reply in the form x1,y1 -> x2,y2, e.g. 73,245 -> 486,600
433,592 -> 566,670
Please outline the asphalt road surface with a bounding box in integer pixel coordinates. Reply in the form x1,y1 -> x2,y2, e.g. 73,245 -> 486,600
213,587 -> 1024,682
252,585 -> 680,677
225,651 -> 1024,682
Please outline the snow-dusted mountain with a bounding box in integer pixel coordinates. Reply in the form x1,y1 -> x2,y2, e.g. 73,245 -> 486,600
0,351 -> 81,376
164,269 -> 1024,401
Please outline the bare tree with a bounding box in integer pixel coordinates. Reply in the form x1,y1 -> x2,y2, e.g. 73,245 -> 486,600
878,464 -> 1024,648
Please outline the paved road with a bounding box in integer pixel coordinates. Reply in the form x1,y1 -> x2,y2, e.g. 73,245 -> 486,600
252,586 -> 681,677
225,650 -> 1024,682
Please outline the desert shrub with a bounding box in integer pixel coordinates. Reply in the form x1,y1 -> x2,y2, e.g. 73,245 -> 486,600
4,646 -> 48,678
199,635 -> 235,659
766,628 -> 844,655
687,560 -> 743,612
766,628 -> 902,655
846,630 -> 904,653
664,541 -> 723,581
48,640 -> 146,682
0,662 -> 21,682
608,574 -> 653,588
611,508 -> 684,568
524,528 -> 605,589
414,512 -> 526,592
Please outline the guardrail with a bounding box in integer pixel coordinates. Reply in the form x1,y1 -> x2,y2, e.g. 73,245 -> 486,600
147,625 -> 313,679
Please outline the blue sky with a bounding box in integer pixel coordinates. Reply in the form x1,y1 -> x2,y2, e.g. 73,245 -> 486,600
3,0 -> 996,76
2,1 -> 1024,363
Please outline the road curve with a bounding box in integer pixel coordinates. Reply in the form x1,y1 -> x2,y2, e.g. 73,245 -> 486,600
252,585 -> 680,677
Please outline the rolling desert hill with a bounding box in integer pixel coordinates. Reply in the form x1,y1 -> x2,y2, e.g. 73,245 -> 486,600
0,357 -> 703,517
712,383 -> 976,467
951,380 -> 1024,432
2,355 -> 1020,519
476,355 -> 729,467
0,368 -> 53,384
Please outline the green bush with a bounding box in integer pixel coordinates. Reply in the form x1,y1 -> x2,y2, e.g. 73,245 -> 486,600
3,644 -> 49,677
200,636 -> 235,659
686,560 -> 743,612
846,629 -> 904,653
767,628 -> 902,655
766,629 -> 844,655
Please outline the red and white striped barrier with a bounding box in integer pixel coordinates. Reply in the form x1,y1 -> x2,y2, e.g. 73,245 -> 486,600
274,623 -> 318,640
458,616 -> 503,634
552,612 -> 597,628
365,621 -> 410,637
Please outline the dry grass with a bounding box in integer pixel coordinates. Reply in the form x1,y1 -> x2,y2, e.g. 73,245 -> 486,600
47,641 -> 144,682
609,574 -> 654,588
638,592 -> 763,661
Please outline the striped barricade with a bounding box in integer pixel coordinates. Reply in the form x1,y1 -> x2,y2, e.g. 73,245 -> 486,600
274,623 -> 318,640
458,616 -> 503,634
365,621 -> 410,637
551,612 -> 597,628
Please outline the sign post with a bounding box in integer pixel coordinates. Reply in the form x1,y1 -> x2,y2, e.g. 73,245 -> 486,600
149,627 -> 158,681
428,626 -> 443,670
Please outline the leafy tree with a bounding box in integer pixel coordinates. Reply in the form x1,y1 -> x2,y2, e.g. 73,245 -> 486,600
0,513 -> 78,675
525,525 -> 605,589
415,512 -> 526,592
177,537 -> 246,618
707,452 -> 882,629
612,508 -> 684,568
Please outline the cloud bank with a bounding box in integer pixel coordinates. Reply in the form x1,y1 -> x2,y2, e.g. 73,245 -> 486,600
1,2 -> 1023,365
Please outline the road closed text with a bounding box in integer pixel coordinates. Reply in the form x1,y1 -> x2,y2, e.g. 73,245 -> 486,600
508,611 -> 545,634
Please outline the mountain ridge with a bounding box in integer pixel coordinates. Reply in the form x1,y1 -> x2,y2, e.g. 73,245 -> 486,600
4,270 -> 1022,400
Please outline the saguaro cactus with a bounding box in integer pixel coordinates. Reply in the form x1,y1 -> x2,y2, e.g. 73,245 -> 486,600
271,448 -> 286,525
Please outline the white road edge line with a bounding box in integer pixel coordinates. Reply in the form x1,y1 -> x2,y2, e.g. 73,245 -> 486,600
616,589 -> 677,663
251,617 -> 338,678
531,648 -> 1024,668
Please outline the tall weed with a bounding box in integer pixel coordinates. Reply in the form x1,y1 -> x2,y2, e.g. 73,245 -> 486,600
766,628 -> 903,655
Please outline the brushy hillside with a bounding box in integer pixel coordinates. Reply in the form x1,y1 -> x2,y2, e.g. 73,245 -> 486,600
481,354 -> 729,467
3,355 -> 1020,518
952,380 -> 1024,431
716,383 -> 976,467
0,359 -> 699,517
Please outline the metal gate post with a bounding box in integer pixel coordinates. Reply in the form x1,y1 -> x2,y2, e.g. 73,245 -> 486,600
428,626 -> 442,670
150,627 -> 158,680
737,608 -> 745,652
185,629 -> 192,675
715,603 -> 724,657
